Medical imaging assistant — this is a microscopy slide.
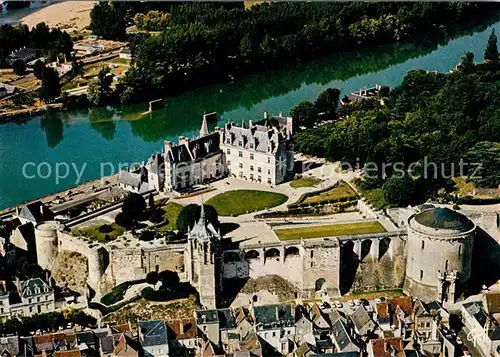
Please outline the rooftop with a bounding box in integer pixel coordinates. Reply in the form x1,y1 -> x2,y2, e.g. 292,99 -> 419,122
413,207 -> 474,232
139,320 -> 168,347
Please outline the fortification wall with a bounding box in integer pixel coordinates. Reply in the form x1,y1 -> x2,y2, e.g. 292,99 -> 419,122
222,232 -> 404,298
461,210 -> 499,242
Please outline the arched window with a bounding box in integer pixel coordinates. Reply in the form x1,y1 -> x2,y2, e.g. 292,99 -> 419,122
421,240 -> 425,250
458,246 -> 461,256
445,260 -> 449,271
420,270 -> 424,281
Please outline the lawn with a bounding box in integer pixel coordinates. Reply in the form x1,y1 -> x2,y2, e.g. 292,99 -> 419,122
206,190 -> 288,216
290,176 -> 322,189
300,181 -> 358,205
159,202 -> 184,231
72,223 -> 125,242
274,221 -> 386,241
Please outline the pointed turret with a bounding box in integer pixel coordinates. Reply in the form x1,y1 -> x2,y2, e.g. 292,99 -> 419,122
200,114 -> 210,137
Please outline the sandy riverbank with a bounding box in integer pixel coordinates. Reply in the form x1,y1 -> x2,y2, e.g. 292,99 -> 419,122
20,1 -> 96,32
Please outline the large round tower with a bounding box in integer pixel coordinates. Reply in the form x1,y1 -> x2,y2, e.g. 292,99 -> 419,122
404,207 -> 475,303
35,221 -> 62,270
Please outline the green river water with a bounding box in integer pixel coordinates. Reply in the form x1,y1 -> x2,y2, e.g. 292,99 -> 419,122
0,21 -> 499,210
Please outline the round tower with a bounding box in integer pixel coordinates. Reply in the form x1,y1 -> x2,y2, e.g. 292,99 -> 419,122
404,207 -> 475,303
35,221 -> 62,270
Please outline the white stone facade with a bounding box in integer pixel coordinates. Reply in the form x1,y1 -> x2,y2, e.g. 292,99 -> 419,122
217,113 -> 294,186
404,207 -> 475,303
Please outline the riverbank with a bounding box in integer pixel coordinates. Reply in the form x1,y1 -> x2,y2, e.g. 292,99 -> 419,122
0,19 -> 499,211
0,103 -> 63,124
0,174 -> 118,218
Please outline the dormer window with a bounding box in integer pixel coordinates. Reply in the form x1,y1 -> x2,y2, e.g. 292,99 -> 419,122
250,143 -> 254,149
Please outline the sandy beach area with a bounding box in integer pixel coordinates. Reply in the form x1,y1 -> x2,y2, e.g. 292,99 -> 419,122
20,1 -> 96,32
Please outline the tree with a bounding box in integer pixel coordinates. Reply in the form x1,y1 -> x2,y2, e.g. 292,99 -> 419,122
12,59 -> 26,75
90,2 -> 127,41
382,175 -> 415,207
484,29 -> 499,63
458,52 -> 474,73
87,67 -> 113,105
33,60 -> 46,79
39,67 -> 60,102
146,271 -> 160,286
290,100 -> 318,129
466,141 -> 500,188
122,192 -> 147,219
314,87 -> 340,120
176,204 -> 218,233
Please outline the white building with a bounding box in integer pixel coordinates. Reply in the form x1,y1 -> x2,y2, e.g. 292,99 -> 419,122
217,112 -> 294,185
123,112 -> 294,195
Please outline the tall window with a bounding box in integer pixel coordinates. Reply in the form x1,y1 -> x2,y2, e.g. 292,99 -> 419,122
421,240 -> 425,250
445,260 -> 449,270
458,246 -> 461,256
227,148 -> 231,155
239,151 -> 242,158
250,153 -> 254,160
420,270 -> 423,281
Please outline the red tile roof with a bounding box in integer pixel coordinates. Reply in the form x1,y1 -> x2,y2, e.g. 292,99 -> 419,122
376,302 -> 389,320
166,318 -> 197,340
370,338 -> 405,357
389,296 -> 413,316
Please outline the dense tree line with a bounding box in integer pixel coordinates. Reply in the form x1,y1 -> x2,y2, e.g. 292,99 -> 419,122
134,11 -> 169,32
111,2 -> 499,103
294,34 -> 500,206
0,22 -> 73,66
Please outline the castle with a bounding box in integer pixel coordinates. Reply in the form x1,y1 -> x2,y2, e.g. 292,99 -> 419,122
117,112 -> 295,194
3,196 -> 500,311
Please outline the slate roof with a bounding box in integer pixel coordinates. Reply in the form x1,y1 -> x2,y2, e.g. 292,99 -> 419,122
331,319 -> 355,352
463,302 -> 489,328
350,306 -> 372,331
20,277 -> 52,298
165,132 -> 220,164
118,170 -> 143,189
219,309 -> 237,329
189,204 -> 219,242
139,320 -> 168,347
490,327 -> 500,341
197,309 -> 219,324
146,153 -> 164,175
414,207 -> 473,231
19,201 -> 54,223
0,336 -> 20,355
253,304 -> 294,326
222,120 -> 287,154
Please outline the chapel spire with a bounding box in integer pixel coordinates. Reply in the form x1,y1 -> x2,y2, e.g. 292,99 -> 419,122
200,114 -> 210,137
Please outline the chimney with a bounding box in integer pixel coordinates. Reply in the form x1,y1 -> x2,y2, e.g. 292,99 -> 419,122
15,206 -> 20,217
40,204 -> 44,217
164,141 -> 172,150
249,120 -> 253,127
264,111 -> 268,119
45,271 -> 52,286
179,320 -> 184,334
14,277 -> 20,292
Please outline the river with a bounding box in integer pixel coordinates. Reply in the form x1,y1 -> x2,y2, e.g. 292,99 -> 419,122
0,20 -> 499,210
